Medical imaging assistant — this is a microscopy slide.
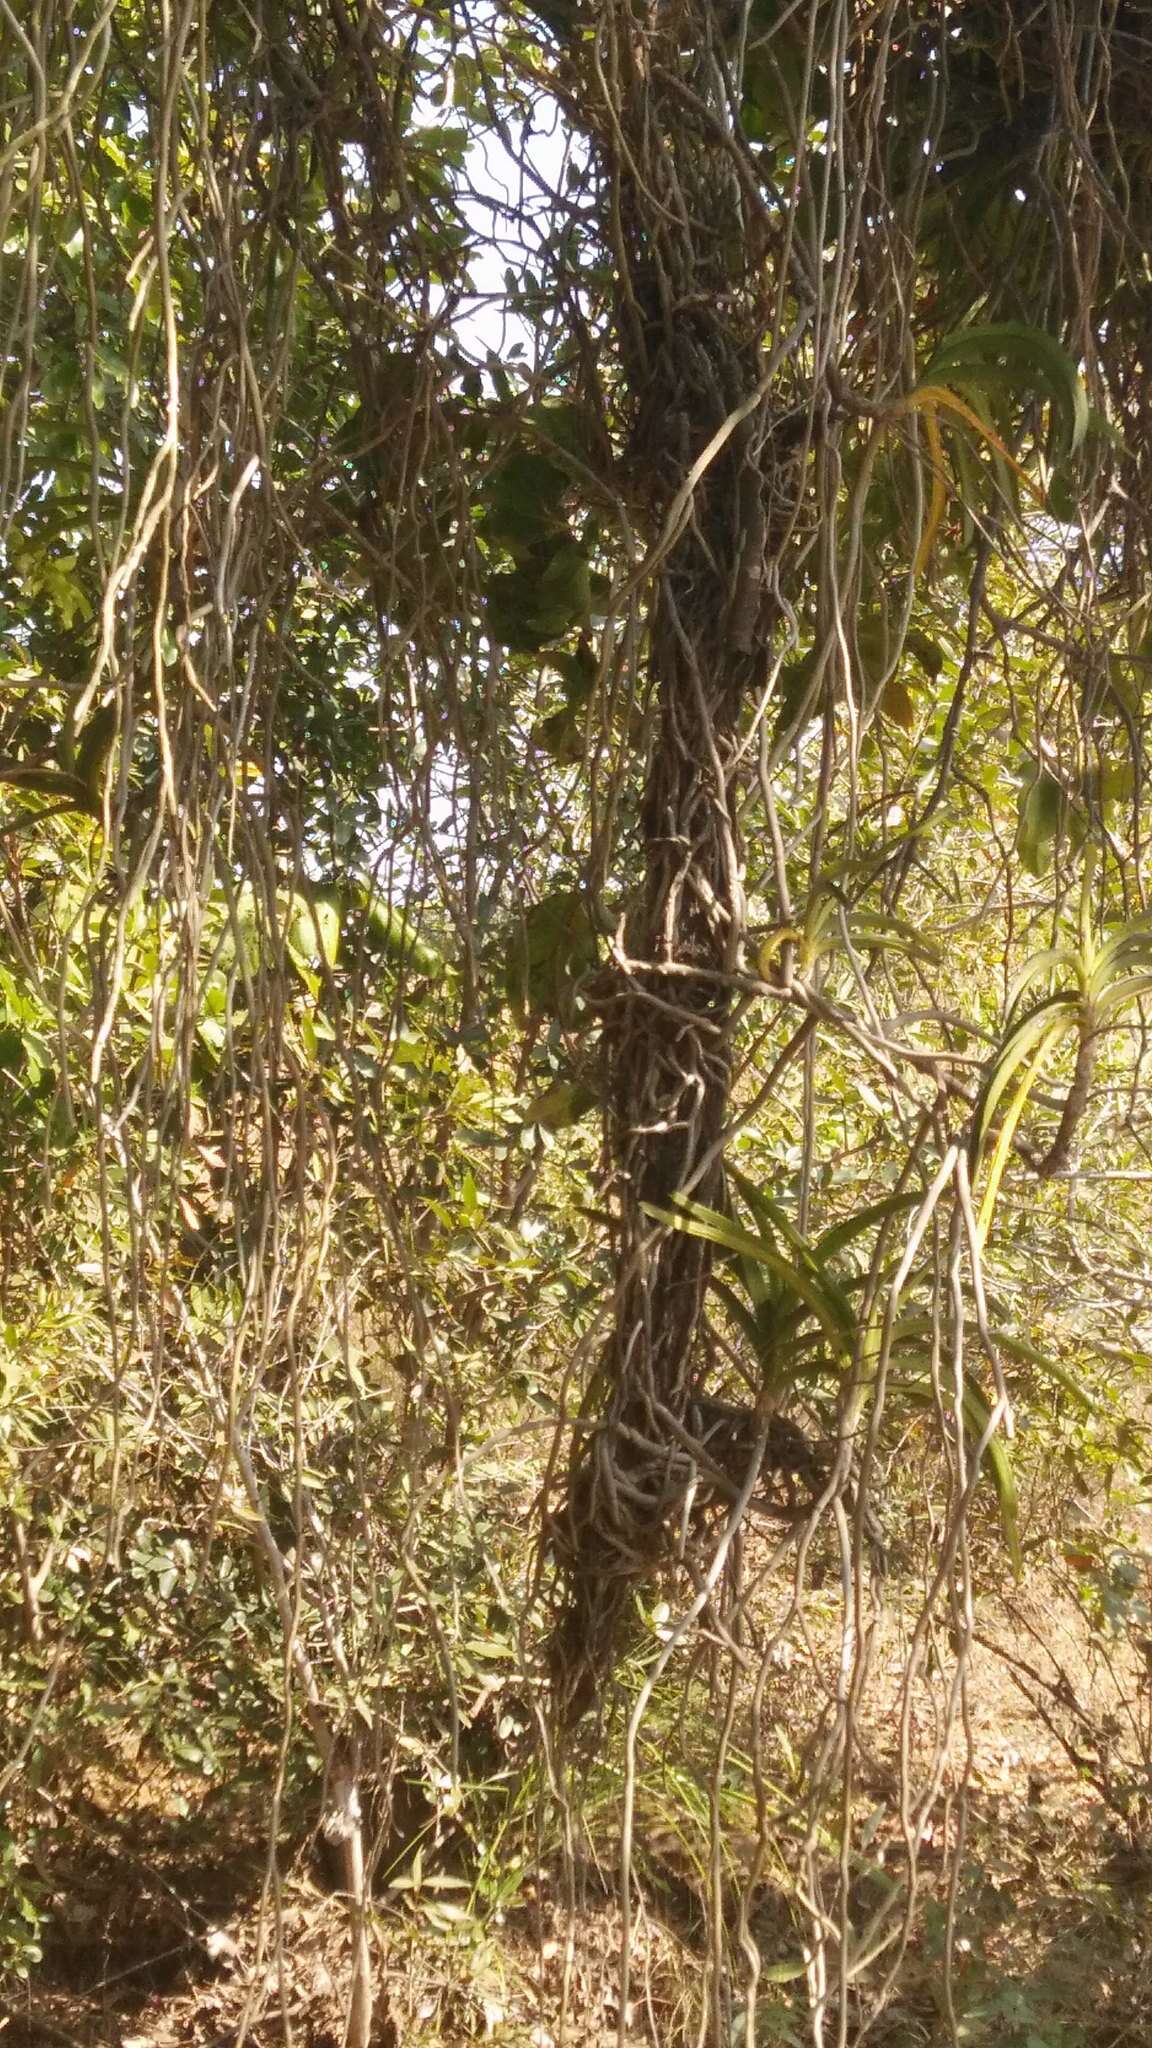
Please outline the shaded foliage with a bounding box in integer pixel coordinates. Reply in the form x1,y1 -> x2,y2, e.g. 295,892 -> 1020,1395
3,3 -> 1152,2045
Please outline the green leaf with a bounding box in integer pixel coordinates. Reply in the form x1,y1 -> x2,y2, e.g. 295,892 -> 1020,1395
729,1167 -> 816,1269
1046,404 -> 1121,521
532,648 -> 599,761
1090,916 -> 1152,991
816,1191 -> 922,1266
536,540 -> 590,616
480,444 -> 570,559
1015,763 -> 1067,876
284,892 -> 340,969
504,889 -> 598,1021
962,1381 -> 1022,1574
710,1275 -> 842,1398
922,321 -> 1089,457
848,913 -> 943,967
73,702 -> 118,800
0,762 -> 98,815
527,399 -> 602,465
709,1274 -> 776,1361
872,608 -> 942,731
904,628 -> 945,679
532,704 -> 586,764
880,672 -> 916,730
1045,457 -> 1082,523
485,540 -> 589,650
520,1077 -> 599,1130
973,994 -> 1078,1160
359,891 -> 447,977
644,1196 -> 855,1348
552,644 -> 598,707
991,1327 -> 1096,1413
1095,970 -> 1152,1021
1005,945 -> 1077,1015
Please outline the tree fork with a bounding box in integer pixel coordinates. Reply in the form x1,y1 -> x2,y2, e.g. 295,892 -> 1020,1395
549,0 -> 793,1720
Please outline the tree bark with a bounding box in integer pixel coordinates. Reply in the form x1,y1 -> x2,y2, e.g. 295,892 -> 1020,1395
550,0 -> 793,1719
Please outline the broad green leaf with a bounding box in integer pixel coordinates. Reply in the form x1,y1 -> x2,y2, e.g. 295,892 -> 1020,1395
485,540 -> 590,650
879,629 -> 945,729
1015,764 -> 1064,876
72,702 -> 119,800
527,398 -> 603,465
923,321 -> 1089,457
855,611 -> 893,689
550,644 -> 598,708
520,1078 -> 599,1130
285,892 -> 340,969
359,893 -> 447,978
504,888 -> 598,1021
880,672 -> 916,730
480,443 -> 569,559
904,628 -> 946,679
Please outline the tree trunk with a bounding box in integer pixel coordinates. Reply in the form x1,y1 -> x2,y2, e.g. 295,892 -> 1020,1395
550,0 -> 793,1718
